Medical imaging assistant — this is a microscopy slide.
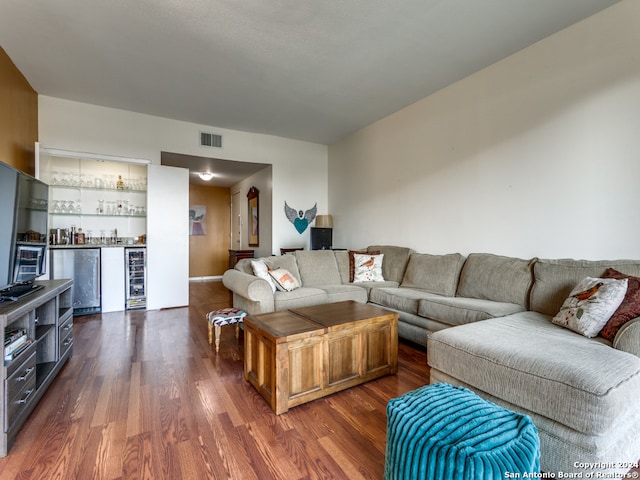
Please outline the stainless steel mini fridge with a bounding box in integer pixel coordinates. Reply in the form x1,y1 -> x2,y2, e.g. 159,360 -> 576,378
125,247 -> 146,309
50,248 -> 101,315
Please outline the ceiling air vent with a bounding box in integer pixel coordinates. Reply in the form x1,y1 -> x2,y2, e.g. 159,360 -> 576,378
200,131 -> 222,148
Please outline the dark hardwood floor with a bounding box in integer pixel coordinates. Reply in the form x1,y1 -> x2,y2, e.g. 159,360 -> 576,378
0,281 -> 430,479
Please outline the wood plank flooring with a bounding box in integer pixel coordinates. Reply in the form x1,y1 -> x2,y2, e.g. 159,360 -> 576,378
0,281 -> 430,480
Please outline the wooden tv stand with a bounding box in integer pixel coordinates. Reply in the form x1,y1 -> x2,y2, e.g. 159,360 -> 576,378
0,279 -> 74,456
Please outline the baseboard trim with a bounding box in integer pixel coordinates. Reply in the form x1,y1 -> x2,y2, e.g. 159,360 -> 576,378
189,276 -> 222,282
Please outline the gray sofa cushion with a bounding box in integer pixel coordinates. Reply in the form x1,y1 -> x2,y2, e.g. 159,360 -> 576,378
367,245 -> 413,283
316,284 -> 368,304
418,296 -> 526,327
273,287 -> 328,310
400,253 -> 465,296
352,280 -> 399,296
334,250 -> 351,284
293,250 -> 341,286
369,287 -> 436,315
427,311 -> 640,436
530,258 -> 640,316
456,253 -> 535,308
234,258 -> 255,275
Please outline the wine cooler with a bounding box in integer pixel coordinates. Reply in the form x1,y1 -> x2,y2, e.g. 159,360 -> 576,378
125,247 -> 146,309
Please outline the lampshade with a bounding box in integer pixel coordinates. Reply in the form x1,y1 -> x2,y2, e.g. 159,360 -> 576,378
198,172 -> 214,181
315,215 -> 333,228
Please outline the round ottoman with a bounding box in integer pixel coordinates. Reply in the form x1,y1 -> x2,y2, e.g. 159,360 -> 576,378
385,383 -> 540,480
206,307 -> 247,353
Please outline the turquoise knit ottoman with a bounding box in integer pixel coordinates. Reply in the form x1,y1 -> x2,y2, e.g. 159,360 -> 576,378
385,383 -> 540,480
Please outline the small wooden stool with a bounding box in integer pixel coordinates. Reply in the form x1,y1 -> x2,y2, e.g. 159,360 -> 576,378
206,308 -> 247,353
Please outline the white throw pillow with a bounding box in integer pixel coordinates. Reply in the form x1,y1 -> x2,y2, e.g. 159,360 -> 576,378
268,268 -> 300,292
251,260 -> 277,293
353,253 -> 385,282
552,276 -> 628,338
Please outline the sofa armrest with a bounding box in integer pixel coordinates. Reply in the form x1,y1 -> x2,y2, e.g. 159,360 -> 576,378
613,317 -> 640,358
222,269 -> 275,313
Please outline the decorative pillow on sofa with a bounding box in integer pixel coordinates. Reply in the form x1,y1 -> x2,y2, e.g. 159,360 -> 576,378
268,268 -> 300,292
348,250 -> 379,282
353,253 -> 384,282
552,276 -> 628,338
251,260 -> 277,293
600,268 -> 640,341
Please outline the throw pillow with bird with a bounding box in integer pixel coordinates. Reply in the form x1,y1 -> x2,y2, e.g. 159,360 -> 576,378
552,276 -> 628,337
353,253 -> 385,282
284,202 -> 317,234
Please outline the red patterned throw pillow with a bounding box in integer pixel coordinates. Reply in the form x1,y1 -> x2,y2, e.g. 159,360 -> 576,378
600,268 -> 640,341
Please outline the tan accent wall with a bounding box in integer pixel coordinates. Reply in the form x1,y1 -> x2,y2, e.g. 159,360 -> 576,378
189,184 -> 231,277
0,47 -> 37,175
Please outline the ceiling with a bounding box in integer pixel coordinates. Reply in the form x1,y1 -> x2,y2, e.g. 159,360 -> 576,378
161,151 -> 269,187
0,0 -> 620,184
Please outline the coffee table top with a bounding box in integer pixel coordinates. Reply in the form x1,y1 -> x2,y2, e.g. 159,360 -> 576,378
245,301 -> 397,342
244,310 -> 324,343
290,301 -> 397,330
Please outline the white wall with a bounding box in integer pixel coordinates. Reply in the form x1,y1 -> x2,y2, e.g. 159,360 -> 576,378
147,164 -> 189,309
38,97 -> 329,254
329,0 -> 640,260
230,166 -> 273,257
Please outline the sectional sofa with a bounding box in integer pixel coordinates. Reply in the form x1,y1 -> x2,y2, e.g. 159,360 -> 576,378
222,246 -> 640,474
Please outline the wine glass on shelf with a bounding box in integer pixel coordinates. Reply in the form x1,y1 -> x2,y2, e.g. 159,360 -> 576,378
83,174 -> 93,188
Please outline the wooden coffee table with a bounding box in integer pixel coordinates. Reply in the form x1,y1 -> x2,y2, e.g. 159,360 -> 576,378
243,301 -> 398,414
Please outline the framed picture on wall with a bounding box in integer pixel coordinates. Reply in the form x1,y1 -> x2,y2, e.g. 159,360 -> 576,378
189,205 -> 206,236
247,186 -> 259,246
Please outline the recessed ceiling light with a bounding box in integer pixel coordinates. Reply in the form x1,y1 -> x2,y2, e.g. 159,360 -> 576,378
198,172 -> 215,181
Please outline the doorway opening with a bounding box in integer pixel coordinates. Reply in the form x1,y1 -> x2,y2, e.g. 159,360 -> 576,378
161,152 -> 270,278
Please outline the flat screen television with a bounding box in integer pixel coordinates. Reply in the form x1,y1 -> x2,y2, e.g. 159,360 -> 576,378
0,160 -> 49,300
0,162 -> 18,293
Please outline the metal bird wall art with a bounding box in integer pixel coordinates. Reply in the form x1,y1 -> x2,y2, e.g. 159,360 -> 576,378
284,202 -> 317,234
